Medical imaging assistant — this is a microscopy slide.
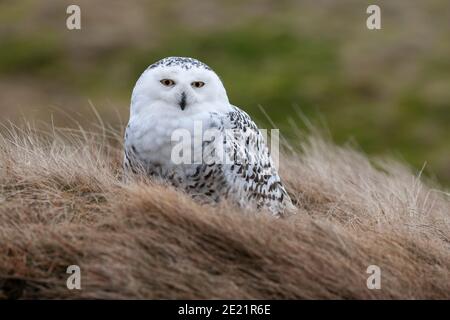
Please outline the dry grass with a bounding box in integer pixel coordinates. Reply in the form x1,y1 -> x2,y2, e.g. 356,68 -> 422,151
0,123 -> 449,299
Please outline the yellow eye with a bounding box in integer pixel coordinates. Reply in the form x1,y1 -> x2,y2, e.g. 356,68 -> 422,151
191,81 -> 205,88
160,79 -> 175,86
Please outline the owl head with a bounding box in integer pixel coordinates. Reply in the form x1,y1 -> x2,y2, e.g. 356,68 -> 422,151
130,57 -> 230,116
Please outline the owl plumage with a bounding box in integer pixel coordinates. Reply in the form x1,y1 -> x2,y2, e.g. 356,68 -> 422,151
124,57 -> 294,216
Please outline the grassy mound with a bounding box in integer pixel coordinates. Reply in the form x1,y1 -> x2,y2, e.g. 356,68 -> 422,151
0,125 -> 448,299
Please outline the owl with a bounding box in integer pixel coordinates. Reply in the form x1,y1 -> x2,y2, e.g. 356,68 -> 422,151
124,57 -> 294,216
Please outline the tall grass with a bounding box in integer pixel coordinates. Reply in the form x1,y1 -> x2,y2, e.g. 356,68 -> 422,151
0,123 -> 449,299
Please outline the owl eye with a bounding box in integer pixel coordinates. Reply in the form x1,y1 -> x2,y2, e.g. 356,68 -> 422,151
160,79 -> 175,86
191,81 -> 205,88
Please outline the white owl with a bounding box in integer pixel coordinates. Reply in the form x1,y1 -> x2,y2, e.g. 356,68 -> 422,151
124,57 -> 294,216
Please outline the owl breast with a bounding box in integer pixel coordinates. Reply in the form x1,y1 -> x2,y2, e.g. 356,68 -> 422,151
124,110 -> 217,180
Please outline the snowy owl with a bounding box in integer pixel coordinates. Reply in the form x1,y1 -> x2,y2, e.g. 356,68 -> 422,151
124,57 -> 294,216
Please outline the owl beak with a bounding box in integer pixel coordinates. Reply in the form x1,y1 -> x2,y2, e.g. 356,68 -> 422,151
179,92 -> 187,111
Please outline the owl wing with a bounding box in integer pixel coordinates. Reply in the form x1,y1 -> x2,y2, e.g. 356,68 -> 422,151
208,106 -> 293,215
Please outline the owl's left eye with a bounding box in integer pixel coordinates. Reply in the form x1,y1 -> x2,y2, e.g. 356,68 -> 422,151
191,81 -> 205,88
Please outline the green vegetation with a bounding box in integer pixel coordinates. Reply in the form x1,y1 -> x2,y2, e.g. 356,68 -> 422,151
0,1 -> 449,185
0,33 -> 63,74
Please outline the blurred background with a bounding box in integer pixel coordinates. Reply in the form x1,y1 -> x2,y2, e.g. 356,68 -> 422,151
0,0 -> 449,186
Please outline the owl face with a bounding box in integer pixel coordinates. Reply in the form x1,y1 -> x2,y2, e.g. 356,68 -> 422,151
131,57 -> 229,116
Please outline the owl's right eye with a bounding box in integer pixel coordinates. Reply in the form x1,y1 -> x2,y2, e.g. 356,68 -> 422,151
160,79 -> 175,86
